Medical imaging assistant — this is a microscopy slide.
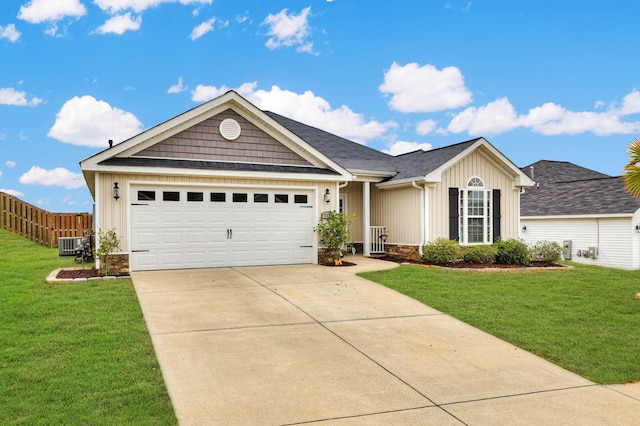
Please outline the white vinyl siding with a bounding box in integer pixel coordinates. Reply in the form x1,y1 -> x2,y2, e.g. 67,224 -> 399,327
520,216 -> 639,270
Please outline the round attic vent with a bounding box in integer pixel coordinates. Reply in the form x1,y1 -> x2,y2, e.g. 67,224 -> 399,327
219,118 -> 241,141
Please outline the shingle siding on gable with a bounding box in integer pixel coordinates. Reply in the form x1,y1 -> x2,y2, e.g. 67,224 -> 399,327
133,109 -> 312,166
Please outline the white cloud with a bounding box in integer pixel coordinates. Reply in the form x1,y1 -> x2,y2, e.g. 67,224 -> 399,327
168,77 -> 187,94
416,119 -> 437,135
94,0 -> 212,14
262,7 -> 314,53
48,95 -> 143,147
0,171 -> 2,178
380,62 -> 473,113
0,188 -> 24,197
5,160 -> 16,168
446,97 -> 519,136
0,24 -> 21,42
18,0 -> 87,23
192,82 -> 396,144
0,87 -> 43,106
191,82 -> 257,102
445,90 -> 640,137
94,13 -> 142,35
19,166 -> 84,189
190,17 -> 216,40
383,141 -> 432,156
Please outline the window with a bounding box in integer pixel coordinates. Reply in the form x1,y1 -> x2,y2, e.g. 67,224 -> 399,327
274,194 -> 289,203
187,192 -> 204,202
163,191 -> 180,202
294,194 -> 308,204
458,178 -> 492,244
210,192 -> 226,202
254,193 -> 268,203
138,190 -> 155,201
233,193 -> 248,203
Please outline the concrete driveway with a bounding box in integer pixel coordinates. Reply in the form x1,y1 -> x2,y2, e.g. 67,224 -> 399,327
132,256 -> 640,425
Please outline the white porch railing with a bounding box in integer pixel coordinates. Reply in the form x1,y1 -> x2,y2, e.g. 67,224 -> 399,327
369,226 -> 387,254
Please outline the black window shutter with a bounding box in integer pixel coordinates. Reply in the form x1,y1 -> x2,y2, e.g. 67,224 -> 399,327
449,187 -> 459,241
492,189 -> 501,242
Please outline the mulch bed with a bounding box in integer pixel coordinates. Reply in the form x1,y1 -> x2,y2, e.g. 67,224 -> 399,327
322,261 -> 357,267
376,255 -> 564,269
56,268 -> 129,279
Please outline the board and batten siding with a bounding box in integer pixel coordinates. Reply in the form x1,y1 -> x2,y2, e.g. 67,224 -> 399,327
95,172 -> 335,252
430,150 -> 520,242
339,182 -> 364,242
371,185 -> 422,245
520,216 -> 640,270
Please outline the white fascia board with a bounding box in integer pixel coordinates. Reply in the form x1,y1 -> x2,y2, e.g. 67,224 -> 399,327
80,91 -> 352,179
376,176 -> 426,189
422,138 -> 535,187
521,213 -> 634,220
82,163 -> 346,182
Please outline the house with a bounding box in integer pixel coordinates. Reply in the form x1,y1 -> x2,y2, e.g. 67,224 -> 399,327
80,91 -> 534,272
520,160 -> 640,269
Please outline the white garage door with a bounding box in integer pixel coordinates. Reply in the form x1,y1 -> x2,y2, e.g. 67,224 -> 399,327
130,186 -> 316,271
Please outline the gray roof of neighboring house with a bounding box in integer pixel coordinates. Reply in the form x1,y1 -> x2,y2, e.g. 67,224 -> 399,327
520,160 -> 640,216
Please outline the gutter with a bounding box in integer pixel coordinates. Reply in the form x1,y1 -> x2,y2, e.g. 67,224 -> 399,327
412,181 -> 425,255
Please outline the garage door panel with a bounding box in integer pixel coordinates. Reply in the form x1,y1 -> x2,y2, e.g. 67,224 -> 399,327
130,186 -> 316,271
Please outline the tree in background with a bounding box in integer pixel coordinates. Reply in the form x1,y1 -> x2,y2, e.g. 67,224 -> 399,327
623,138 -> 640,198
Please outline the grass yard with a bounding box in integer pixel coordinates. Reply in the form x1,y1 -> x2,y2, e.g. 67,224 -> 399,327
359,264 -> 640,385
0,229 -> 176,425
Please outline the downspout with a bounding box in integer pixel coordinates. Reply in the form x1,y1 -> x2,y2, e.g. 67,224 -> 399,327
339,182 -> 349,189
412,181 -> 425,256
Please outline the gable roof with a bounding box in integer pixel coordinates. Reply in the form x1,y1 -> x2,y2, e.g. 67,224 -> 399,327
520,160 -> 640,216
80,90 -> 533,195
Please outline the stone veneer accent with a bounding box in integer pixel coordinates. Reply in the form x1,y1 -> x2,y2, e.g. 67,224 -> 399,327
100,253 -> 130,276
384,244 -> 421,262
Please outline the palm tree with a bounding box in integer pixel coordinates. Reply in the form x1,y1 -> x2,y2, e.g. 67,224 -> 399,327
623,138 -> 640,198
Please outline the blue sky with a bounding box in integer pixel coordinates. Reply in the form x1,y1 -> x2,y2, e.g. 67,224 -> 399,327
1,0 -> 640,212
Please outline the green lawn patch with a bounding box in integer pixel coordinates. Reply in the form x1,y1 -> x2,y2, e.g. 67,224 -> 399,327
0,230 -> 176,425
359,264 -> 640,385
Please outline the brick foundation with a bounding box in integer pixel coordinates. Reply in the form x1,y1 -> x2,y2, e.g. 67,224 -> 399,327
99,253 -> 129,276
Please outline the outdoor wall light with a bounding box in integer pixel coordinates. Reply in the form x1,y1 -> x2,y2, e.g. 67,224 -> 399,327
113,182 -> 120,201
522,225 -> 527,232
323,188 -> 331,204
636,224 -> 640,233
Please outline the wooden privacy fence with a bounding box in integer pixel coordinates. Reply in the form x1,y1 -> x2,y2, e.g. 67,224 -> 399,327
0,191 -> 93,248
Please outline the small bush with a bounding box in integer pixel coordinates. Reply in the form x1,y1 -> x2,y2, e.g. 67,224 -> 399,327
422,238 -> 462,264
462,245 -> 496,264
494,238 -> 531,266
530,240 -> 563,263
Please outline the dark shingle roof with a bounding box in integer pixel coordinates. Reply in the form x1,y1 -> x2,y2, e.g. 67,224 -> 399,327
99,157 -> 339,175
389,140 -> 479,181
520,160 -> 640,216
265,111 -> 398,173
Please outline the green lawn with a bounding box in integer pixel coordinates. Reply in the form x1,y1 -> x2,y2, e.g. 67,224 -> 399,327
359,264 -> 640,385
0,229 -> 176,425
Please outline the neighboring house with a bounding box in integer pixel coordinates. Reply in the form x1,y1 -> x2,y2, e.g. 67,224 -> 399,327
520,160 -> 640,270
80,91 -> 534,272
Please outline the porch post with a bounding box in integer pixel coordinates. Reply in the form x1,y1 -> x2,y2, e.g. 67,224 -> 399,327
363,181 -> 371,256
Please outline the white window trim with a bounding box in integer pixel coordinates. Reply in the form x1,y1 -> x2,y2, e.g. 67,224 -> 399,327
459,178 -> 493,245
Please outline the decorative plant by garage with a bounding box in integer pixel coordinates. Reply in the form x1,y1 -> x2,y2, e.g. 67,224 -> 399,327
314,211 -> 355,265
96,228 -> 122,276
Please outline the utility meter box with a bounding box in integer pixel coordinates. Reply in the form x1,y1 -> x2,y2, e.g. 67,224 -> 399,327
588,247 -> 598,259
563,240 -> 572,260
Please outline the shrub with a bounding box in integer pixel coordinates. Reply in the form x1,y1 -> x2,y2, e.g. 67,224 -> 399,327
494,238 -> 531,266
422,238 -> 462,264
96,228 -> 122,275
314,212 -> 355,264
462,244 -> 496,264
530,240 -> 563,263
